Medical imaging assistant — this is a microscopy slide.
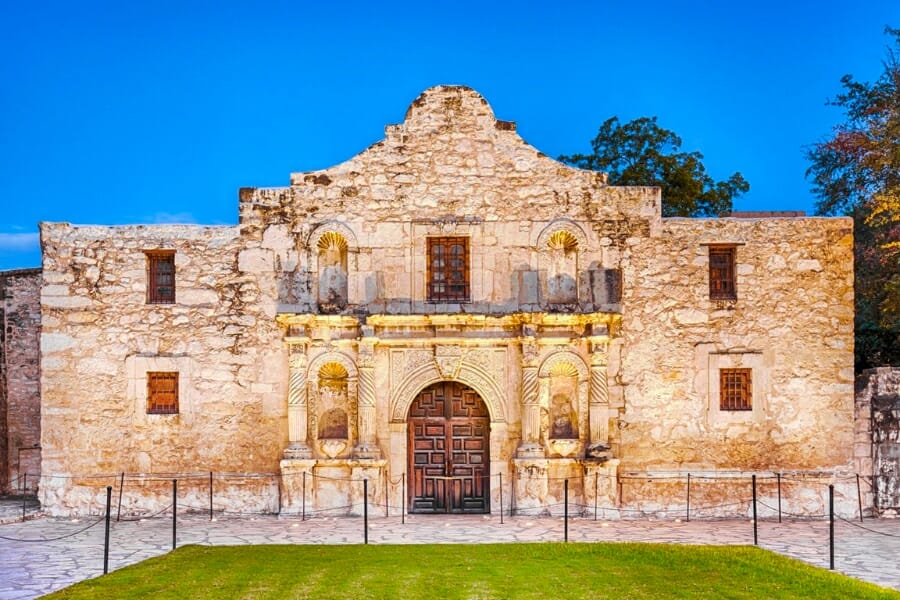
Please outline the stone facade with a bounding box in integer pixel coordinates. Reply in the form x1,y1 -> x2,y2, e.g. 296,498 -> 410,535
0,269 -> 42,494
857,367 -> 900,515
33,86 -> 859,517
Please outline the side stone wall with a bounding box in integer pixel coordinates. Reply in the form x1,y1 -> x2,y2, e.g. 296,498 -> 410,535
0,268 -> 42,494
616,216 -> 856,512
38,223 -> 287,514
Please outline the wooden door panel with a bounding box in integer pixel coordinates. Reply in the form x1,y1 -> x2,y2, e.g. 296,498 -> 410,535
409,381 -> 490,514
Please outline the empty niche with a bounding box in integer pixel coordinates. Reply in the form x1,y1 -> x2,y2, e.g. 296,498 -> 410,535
317,231 -> 348,312
317,362 -> 349,439
548,361 -> 579,439
546,230 -> 578,304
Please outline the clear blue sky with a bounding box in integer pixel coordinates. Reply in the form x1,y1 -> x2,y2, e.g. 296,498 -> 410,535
2,1 -> 898,270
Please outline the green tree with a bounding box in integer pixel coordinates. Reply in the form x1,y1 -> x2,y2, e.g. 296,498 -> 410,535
806,27 -> 900,370
559,116 -> 749,217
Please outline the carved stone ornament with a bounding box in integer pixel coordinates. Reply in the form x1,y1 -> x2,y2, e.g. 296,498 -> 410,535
434,345 -> 464,379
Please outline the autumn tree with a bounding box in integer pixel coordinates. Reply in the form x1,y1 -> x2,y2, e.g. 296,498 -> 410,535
559,116 -> 749,217
806,27 -> 900,370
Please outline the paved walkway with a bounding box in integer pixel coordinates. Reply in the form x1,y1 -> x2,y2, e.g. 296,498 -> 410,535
1,503 -> 898,598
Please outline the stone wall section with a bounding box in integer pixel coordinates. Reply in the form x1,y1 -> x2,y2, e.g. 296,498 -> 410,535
38,223 -> 288,514
0,268 -> 42,494
619,217 -> 855,475
858,367 -> 900,515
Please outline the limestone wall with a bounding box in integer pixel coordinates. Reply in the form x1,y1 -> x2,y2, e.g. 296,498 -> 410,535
0,269 -> 42,494
618,217 -> 855,474
857,367 -> 900,515
38,223 -> 288,514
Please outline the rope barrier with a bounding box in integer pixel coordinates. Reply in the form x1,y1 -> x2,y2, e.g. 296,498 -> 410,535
837,516 -> 900,538
0,515 -> 106,543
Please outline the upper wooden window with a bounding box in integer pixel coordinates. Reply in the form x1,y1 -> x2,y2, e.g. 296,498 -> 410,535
708,246 -> 736,300
147,372 -> 179,414
427,237 -> 470,302
146,251 -> 175,304
720,368 -> 752,411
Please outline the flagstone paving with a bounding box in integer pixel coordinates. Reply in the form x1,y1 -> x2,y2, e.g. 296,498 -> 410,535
1,500 -> 898,599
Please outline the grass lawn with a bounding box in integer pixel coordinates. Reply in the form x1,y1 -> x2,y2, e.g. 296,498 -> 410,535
45,543 -> 900,599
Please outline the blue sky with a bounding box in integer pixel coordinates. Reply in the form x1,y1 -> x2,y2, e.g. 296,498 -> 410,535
1,1 -> 898,270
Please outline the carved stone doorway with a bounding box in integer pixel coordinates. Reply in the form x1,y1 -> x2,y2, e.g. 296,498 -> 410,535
408,381 -> 490,514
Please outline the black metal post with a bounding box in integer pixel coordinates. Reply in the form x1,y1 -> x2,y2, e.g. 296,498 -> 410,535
363,479 -> 369,545
22,473 -> 27,520
777,473 -> 782,523
829,484 -> 835,570
499,472 -> 504,524
172,479 -> 177,551
103,486 -> 112,575
564,479 -> 569,543
594,471 -> 599,521
752,474 -> 758,546
384,470 -> 389,518
401,473 -> 405,525
116,472 -> 124,522
686,473 -> 691,522
856,474 -> 863,522
302,471 -> 306,522
209,471 -> 213,520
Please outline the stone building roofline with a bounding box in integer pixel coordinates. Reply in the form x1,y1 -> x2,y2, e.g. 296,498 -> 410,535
286,85 -> 610,186
0,267 -> 41,278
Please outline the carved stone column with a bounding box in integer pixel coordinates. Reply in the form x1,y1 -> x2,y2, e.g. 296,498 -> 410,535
354,328 -> 382,459
285,347 -> 313,459
517,328 -> 544,458
589,340 -> 610,449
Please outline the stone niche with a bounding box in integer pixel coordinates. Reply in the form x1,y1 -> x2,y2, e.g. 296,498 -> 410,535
316,231 -> 349,313
314,362 -> 352,459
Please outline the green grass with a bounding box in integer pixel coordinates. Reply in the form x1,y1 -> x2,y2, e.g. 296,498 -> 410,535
45,543 -> 900,600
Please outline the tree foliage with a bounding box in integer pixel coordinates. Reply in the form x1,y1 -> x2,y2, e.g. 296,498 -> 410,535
559,116 -> 749,217
807,27 -> 900,370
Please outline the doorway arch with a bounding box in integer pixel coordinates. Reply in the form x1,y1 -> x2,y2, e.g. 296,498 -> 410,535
407,381 -> 491,514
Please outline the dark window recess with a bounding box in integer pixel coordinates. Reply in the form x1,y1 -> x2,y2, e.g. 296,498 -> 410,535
147,372 -> 179,414
720,368 -> 752,411
427,237 -> 470,302
709,246 -> 736,300
604,269 -> 622,303
146,252 -> 176,304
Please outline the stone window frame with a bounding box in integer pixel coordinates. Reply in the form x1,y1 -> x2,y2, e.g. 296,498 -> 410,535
426,236 -> 471,303
145,250 -> 176,304
705,351 -> 765,424
147,372 -> 179,414
708,245 -> 737,301
126,355 -> 194,426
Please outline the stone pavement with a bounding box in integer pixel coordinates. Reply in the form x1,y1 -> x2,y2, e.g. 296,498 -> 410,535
1,501 -> 898,599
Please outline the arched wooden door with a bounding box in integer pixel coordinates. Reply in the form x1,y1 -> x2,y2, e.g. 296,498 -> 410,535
408,381 -> 490,514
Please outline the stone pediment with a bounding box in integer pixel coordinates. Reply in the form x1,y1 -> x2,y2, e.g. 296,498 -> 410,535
239,85 -> 662,225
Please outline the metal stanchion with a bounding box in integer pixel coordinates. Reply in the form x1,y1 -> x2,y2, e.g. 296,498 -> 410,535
594,472 -> 599,521
401,473 -> 406,525
777,473 -> 782,523
856,474 -> 864,522
209,472 -> 214,520
752,474 -> 758,546
22,474 -> 27,520
564,479 -> 569,543
686,473 -> 691,522
363,479 -> 369,545
302,471 -> 306,521
172,479 -> 177,551
116,472 -> 125,522
829,484 -> 835,570
499,473 -> 504,524
103,486 -> 112,575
